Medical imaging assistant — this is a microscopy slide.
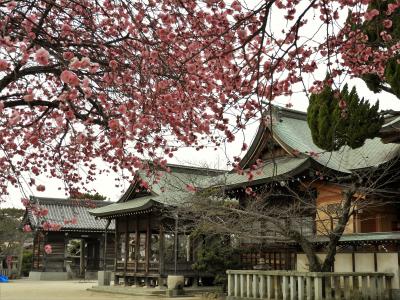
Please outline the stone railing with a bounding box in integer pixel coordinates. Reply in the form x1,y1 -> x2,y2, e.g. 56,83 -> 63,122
226,270 -> 394,300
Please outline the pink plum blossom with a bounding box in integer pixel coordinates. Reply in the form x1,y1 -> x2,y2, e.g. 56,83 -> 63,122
35,48 -> 49,65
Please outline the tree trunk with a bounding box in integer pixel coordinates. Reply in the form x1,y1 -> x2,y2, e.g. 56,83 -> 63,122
321,187 -> 355,272
288,230 -> 322,272
288,185 -> 356,272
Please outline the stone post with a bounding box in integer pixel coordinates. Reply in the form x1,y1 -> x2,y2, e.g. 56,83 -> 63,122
298,276 -> 305,300
282,276 -> 289,300
314,276 -> 323,300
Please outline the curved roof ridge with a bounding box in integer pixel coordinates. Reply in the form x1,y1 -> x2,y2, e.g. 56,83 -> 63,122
30,196 -> 113,207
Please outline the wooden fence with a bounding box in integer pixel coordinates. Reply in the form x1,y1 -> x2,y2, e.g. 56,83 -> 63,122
227,270 -> 394,300
0,269 -> 10,277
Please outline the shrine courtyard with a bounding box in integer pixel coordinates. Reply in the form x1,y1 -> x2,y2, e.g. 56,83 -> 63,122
0,280 -> 203,300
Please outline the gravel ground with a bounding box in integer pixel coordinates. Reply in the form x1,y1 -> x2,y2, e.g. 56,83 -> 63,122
0,280 -> 199,300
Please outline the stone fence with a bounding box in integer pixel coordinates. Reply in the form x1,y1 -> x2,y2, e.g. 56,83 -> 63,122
226,270 -> 394,300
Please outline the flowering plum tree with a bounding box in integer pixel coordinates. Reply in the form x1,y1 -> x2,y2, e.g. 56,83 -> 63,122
0,0 -> 398,199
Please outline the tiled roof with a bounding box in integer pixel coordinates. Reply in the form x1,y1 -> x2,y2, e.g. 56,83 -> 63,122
27,197 -> 115,232
90,165 -> 225,217
241,106 -> 400,173
89,196 -> 156,217
273,107 -> 400,173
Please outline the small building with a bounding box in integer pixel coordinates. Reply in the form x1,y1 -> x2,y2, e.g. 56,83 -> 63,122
89,164 -> 225,286
22,196 -> 115,280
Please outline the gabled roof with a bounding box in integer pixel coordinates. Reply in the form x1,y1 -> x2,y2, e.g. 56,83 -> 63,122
90,164 -> 225,218
26,197 -> 115,232
241,106 -> 400,174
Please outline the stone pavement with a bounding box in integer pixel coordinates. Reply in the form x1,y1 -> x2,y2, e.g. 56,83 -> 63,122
0,279 -> 201,300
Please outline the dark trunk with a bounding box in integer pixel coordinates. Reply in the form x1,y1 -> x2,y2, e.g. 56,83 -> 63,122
321,187 -> 355,272
288,185 -> 356,272
288,230 -> 322,272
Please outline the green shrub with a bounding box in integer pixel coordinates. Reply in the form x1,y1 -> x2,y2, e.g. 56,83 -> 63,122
21,250 -> 33,277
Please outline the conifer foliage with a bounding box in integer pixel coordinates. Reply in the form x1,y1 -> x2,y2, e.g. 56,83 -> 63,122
307,84 -> 383,151
307,0 -> 400,152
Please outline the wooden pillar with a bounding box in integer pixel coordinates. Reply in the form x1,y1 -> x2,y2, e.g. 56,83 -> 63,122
80,239 -> 85,276
145,214 -> 151,274
159,224 -> 164,276
135,216 -> 139,273
44,233 -> 48,271
114,218 -> 119,285
114,218 -> 118,272
124,216 -> 129,285
174,216 -> 178,274
376,213 -> 382,232
33,233 -> 38,270
103,219 -> 110,271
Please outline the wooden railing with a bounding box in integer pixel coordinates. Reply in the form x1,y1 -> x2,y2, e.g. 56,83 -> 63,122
226,270 -> 394,300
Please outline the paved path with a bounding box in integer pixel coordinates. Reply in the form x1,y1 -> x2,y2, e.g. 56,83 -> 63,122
0,280 -> 200,300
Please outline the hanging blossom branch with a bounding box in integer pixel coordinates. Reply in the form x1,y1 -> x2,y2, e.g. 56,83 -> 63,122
0,0 -> 398,199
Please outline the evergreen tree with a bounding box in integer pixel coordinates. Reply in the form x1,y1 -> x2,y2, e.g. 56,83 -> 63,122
307,84 -> 383,151
308,2 -> 399,151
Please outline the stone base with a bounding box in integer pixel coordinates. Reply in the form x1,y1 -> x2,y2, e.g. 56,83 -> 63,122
28,271 -> 69,281
98,271 -> 111,286
166,288 -> 185,297
85,271 -> 98,280
166,275 -> 185,298
167,275 -> 184,290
